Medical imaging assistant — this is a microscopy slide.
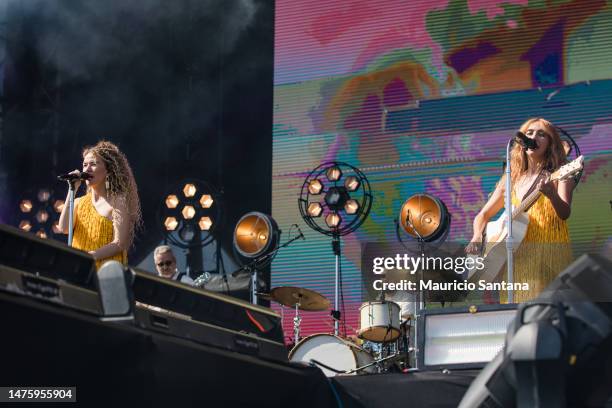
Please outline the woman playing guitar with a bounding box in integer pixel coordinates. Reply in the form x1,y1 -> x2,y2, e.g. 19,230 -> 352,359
466,118 -> 577,302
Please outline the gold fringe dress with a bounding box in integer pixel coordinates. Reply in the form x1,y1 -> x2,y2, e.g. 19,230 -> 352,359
501,190 -> 573,303
71,192 -> 127,270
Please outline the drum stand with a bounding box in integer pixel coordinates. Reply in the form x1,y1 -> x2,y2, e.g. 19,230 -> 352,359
293,300 -> 302,343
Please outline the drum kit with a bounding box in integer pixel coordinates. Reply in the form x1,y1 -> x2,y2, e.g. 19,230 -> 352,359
266,286 -> 414,377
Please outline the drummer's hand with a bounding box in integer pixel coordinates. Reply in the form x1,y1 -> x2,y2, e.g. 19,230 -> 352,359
66,169 -> 82,191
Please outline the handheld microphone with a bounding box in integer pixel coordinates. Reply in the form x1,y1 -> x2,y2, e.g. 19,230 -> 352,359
57,171 -> 93,181
515,131 -> 538,150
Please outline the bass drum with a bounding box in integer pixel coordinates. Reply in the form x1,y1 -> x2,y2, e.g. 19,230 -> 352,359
289,334 -> 374,377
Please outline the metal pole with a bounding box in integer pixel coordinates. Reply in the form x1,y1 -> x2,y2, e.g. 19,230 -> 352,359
67,185 -> 75,246
332,236 -> 340,336
505,140 -> 514,303
252,269 -> 258,305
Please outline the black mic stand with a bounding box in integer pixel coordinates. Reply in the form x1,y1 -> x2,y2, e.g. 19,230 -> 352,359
231,230 -> 305,304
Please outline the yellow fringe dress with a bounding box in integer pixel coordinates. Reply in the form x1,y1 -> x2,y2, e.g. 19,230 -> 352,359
501,191 -> 573,303
71,192 -> 127,270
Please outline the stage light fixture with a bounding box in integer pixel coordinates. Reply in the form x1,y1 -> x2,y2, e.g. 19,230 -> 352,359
198,216 -> 212,231
199,194 -> 213,209
36,210 -> 49,223
308,179 -> 323,195
398,193 -> 451,243
307,202 -> 323,217
53,199 -> 65,213
183,183 -> 197,198
298,161 -> 372,335
325,166 -> 342,182
233,212 -> 279,259
37,189 -> 51,202
159,179 -> 221,250
344,176 -> 360,191
164,216 -> 179,231
19,200 -> 33,213
344,199 -> 359,214
181,205 -> 196,220
18,188 -> 66,242
325,213 -> 341,228
165,194 -> 179,209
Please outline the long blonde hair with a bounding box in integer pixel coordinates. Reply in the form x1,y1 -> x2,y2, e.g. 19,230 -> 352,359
510,118 -> 567,185
83,141 -> 142,246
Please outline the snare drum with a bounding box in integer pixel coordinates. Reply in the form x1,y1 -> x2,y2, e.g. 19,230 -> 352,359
289,334 -> 374,377
359,301 -> 401,342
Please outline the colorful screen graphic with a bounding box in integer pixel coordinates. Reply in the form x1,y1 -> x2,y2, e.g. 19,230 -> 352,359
272,0 -> 612,341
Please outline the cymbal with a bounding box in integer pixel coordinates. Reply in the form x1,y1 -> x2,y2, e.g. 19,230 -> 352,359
270,286 -> 330,311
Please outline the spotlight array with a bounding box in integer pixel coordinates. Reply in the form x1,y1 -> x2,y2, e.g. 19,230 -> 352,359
17,188 -> 64,240
299,162 -> 372,237
159,180 -> 220,248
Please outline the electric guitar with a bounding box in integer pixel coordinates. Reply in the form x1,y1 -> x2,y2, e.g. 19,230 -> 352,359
467,155 -> 584,283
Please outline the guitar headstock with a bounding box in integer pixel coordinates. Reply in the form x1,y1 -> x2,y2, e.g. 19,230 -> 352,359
551,155 -> 584,182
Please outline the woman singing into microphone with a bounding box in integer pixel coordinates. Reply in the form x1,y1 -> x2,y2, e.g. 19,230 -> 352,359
58,141 -> 142,269
466,118 -> 576,302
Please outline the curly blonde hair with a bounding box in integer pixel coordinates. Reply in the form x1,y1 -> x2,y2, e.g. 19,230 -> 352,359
510,118 -> 567,185
83,140 -> 142,246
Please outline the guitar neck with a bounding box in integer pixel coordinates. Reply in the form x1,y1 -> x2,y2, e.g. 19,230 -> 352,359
511,188 -> 542,219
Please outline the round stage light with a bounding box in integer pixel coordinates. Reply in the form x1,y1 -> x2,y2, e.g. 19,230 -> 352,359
164,216 -> 179,231
198,216 -> 213,231
36,229 -> 47,239
325,213 -> 341,228
326,166 -> 342,182
165,194 -> 179,209
37,189 -> 51,202
307,202 -> 323,217
344,199 -> 359,215
398,193 -> 450,242
344,176 -> 360,192
181,205 -> 196,220
19,200 -> 33,213
160,179 -> 221,250
233,212 -> 279,259
53,199 -> 65,213
19,220 -> 32,232
183,183 -> 197,198
36,210 -> 49,223
308,179 -> 323,195
199,194 -> 214,209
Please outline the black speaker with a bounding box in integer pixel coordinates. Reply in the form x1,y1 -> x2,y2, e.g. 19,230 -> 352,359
459,254 -> 612,408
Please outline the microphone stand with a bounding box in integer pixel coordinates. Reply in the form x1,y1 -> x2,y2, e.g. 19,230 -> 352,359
504,139 -> 514,303
67,180 -> 78,246
231,231 -> 304,305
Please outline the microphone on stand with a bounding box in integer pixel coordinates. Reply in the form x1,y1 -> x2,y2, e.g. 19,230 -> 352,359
515,131 -> 538,150
57,171 -> 92,181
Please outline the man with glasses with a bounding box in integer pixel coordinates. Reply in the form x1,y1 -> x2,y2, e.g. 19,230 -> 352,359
153,245 -> 194,285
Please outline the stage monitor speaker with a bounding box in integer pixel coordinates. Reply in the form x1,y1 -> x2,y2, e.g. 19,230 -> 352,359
0,223 -> 96,288
459,253 -> 612,408
417,304 -> 517,370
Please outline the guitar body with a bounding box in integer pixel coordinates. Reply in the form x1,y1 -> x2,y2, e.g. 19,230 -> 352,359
466,155 -> 583,284
468,211 -> 530,283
